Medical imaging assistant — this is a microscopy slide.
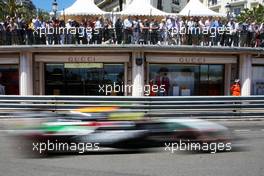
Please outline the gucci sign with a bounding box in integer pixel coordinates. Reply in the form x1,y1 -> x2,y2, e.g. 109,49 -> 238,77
175,57 -> 206,64
68,56 -> 96,63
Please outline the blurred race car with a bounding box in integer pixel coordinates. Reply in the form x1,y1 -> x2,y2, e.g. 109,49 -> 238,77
8,107 -> 233,155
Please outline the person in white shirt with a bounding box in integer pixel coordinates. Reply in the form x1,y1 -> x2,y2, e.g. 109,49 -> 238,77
46,21 -> 53,45
132,17 -> 140,44
186,17 -> 194,45
226,18 -> 237,46
199,18 -> 206,46
65,19 -> 73,44
204,18 -> 211,46
166,17 -> 173,31
234,20 -> 240,46
123,16 -> 133,44
94,17 -> 103,44
165,17 -> 174,45
247,21 -> 255,47
179,18 -> 188,45
159,19 -> 166,45
173,17 -> 181,45
94,18 -> 103,29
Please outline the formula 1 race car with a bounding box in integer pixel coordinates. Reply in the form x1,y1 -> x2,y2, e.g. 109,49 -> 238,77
8,107 -> 233,156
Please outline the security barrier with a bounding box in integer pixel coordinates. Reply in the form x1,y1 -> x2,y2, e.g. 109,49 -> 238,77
0,96 -> 264,119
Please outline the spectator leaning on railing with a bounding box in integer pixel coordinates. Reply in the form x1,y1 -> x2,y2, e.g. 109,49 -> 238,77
0,22 -> 4,45
0,15 -> 263,48
123,16 -> 133,44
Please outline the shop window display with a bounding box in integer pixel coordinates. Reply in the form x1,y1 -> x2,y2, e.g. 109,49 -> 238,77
0,65 -> 19,95
252,66 -> 264,95
45,63 -> 124,96
199,65 -> 224,95
149,64 -> 200,96
149,64 -> 224,96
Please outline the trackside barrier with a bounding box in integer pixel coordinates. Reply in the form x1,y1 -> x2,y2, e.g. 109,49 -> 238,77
0,96 -> 264,119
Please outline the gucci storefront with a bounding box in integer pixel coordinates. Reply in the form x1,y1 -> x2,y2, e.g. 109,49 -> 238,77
34,53 -> 130,96
0,54 -> 19,95
34,53 -> 239,96
146,54 -> 238,96
252,58 -> 264,95
0,46 -> 262,97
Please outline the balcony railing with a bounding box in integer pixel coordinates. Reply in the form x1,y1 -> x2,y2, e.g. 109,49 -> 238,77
0,19 -> 264,48
229,0 -> 247,3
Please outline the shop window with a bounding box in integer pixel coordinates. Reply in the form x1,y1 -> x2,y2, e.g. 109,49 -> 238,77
252,66 -> 264,95
172,0 -> 180,5
149,64 -> 224,96
0,65 -> 19,95
210,0 -> 218,6
149,64 -> 200,96
157,0 -> 163,10
199,65 -> 224,96
45,64 -> 65,95
233,8 -> 241,16
45,63 -> 124,96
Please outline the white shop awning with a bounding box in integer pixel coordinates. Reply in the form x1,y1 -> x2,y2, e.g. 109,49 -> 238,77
118,0 -> 169,16
179,0 -> 225,17
63,0 -> 106,16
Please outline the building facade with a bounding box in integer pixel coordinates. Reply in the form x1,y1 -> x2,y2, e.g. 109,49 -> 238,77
204,0 -> 264,16
0,45 -> 263,97
95,0 -> 264,15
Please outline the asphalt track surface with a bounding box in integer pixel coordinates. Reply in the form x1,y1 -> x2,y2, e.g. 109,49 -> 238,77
0,120 -> 263,176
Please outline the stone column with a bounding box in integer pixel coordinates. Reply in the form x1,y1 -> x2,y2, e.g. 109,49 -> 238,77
132,51 -> 145,96
239,54 -> 252,96
225,63 -> 232,95
19,52 -> 33,95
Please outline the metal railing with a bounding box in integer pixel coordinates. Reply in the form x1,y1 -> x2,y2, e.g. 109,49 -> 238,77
0,27 -> 264,48
0,96 -> 264,119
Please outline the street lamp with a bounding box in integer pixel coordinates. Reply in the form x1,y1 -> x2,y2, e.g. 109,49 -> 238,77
52,0 -> 58,18
225,3 -> 231,20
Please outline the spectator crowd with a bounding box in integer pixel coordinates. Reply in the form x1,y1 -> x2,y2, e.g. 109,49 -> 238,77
0,15 -> 264,47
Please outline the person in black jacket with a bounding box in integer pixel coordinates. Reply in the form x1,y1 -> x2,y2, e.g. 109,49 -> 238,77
115,18 -> 123,44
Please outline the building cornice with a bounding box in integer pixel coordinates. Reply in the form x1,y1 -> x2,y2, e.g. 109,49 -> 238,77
0,45 -> 263,55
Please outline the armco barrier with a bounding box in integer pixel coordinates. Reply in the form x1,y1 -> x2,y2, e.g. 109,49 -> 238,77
0,96 -> 264,119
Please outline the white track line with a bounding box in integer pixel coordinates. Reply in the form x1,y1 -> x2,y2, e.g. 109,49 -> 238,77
234,129 -> 251,132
